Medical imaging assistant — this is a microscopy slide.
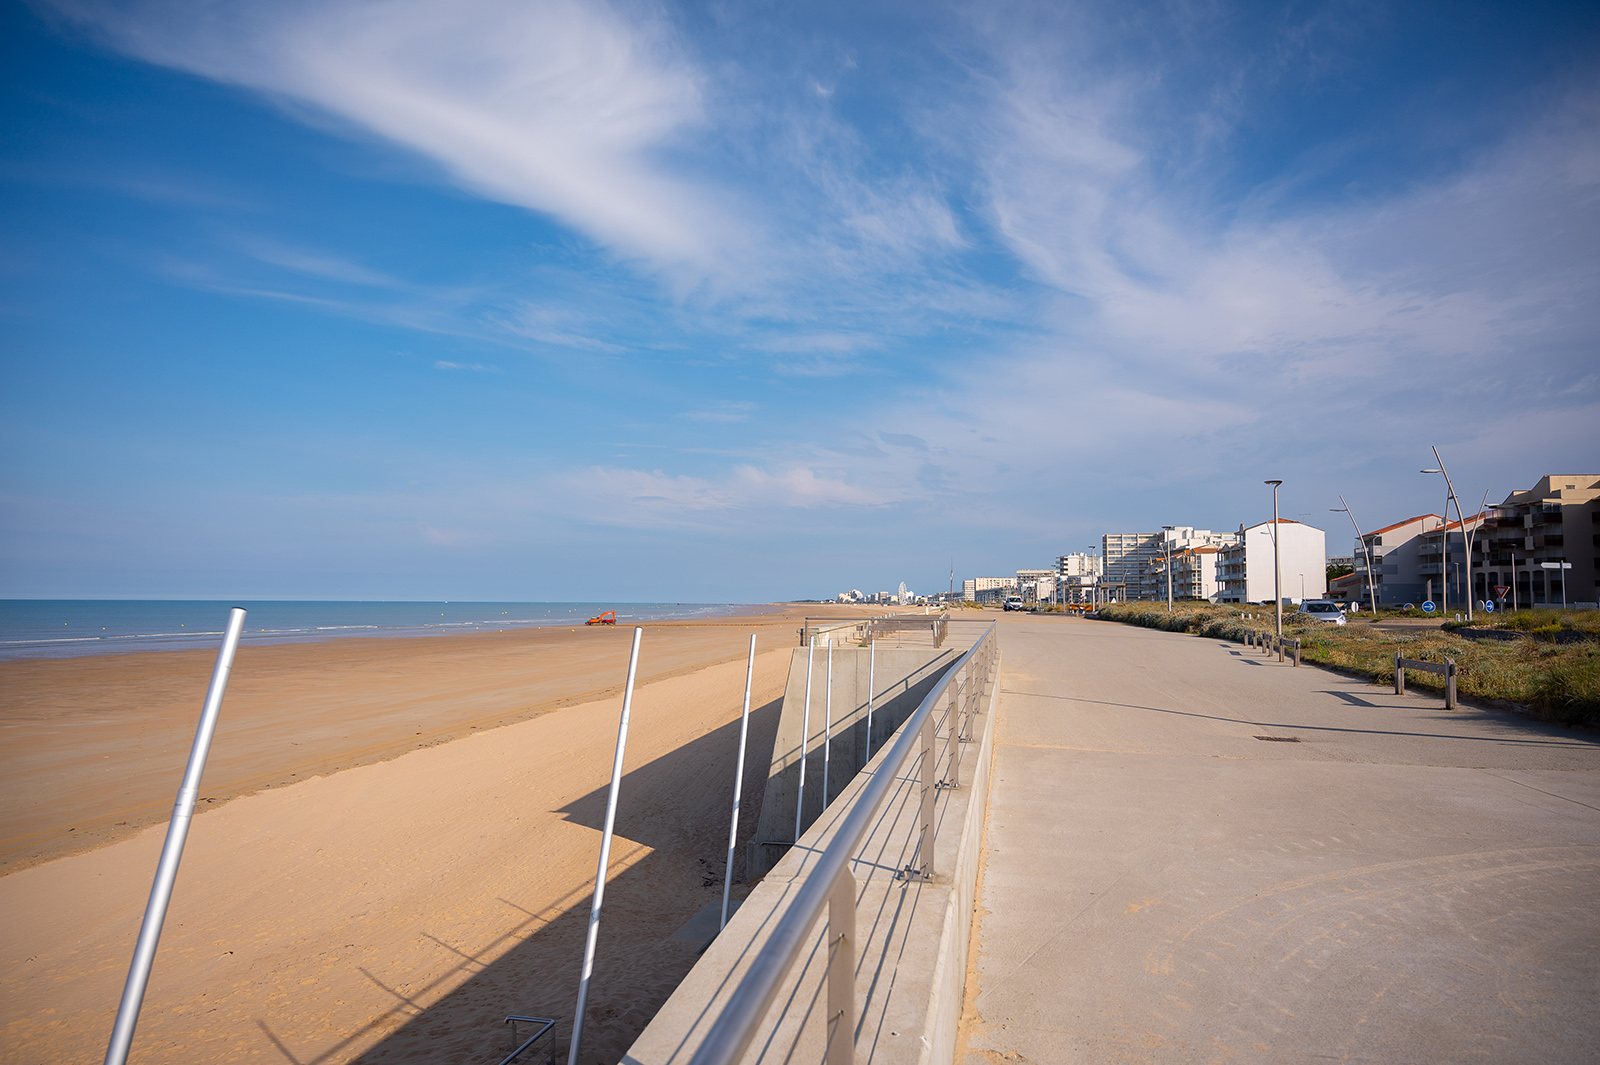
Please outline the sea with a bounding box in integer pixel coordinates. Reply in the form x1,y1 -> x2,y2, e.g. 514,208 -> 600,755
0,601 -> 776,661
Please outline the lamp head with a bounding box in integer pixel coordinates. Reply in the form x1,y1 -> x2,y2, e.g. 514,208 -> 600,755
1264,479 -> 1282,487
1421,468 -> 1442,474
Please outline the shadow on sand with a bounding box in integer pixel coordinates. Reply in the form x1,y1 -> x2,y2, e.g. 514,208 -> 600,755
260,694 -> 784,1065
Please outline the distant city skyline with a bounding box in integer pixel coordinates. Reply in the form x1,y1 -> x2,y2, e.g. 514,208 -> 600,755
3,2 -> 1597,601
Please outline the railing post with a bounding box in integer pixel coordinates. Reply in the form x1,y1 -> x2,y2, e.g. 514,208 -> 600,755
1277,635 -> 1285,663
826,866 -> 857,1065
1445,658 -> 1457,710
918,713 -> 935,877
796,638 -> 814,843
1292,639 -> 1300,667
104,608 -> 246,1065
946,676 -> 963,789
1395,653 -> 1405,696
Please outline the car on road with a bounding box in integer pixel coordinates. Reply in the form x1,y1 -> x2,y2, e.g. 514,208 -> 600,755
1003,595 -> 1026,611
1300,600 -> 1347,625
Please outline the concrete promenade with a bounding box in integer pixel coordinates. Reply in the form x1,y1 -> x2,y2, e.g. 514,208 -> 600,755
962,615 -> 1600,1064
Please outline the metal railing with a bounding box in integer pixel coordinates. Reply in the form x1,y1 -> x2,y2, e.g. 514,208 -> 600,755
686,622 -> 999,1065
799,612 -> 948,648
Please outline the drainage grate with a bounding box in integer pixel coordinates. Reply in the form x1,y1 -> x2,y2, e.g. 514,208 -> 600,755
1253,735 -> 1301,742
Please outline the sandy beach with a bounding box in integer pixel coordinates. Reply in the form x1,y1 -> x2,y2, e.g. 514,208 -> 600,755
0,606 -> 863,1064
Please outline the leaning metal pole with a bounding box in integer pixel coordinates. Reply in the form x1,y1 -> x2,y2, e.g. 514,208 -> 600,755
1432,445 -> 1472,620
865,640 -> 875,761
1337,495 -> 1380,617
104,607 -> 247,1065
568,626 -> 643,1065
795,637 -> 814,843
822,640 -> 833,807
721,635 -> 757,931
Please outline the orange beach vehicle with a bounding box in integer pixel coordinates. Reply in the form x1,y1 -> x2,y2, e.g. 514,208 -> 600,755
585,610 -> 617,626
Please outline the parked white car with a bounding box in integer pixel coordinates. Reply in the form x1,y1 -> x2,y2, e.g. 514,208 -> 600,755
1300,600 -> 1347,625
1003,595 -> 1026,611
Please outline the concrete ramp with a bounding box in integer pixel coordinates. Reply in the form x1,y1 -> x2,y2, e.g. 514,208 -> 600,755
747,643 -> 958,878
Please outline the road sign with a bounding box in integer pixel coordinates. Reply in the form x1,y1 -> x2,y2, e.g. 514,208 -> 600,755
1539,562 -> 1573,570
1422,600 -> 1436,613
1495,585 -> 1510,598
1484,601 -> 1495,612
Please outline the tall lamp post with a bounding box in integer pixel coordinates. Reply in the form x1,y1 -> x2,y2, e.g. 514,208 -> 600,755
1422,445 -> 1475,621
1265,480 -> 1283,637
1162,525 -> 1175,613
1088,545 -> 1100,610
1332,496 -> 1379,617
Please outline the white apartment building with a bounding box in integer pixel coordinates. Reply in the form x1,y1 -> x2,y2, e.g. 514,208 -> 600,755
1217,520 -> 1328,604
1057,552 -> 1102,577
1056,552 -> 1103,605
1102,532 -> 1160,602
1016,568 -> 1055,602
1139,528 -> 1241,600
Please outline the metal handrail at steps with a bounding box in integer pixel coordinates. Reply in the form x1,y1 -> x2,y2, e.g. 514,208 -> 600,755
687,621 -> 999,1065
800,612 -> 949,648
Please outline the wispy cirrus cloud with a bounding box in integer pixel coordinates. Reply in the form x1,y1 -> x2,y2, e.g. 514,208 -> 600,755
548,462 -> 885,527
45,0 -> 753,285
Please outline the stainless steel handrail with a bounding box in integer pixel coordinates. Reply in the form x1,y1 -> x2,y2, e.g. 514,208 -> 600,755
685,621 -> 999,1065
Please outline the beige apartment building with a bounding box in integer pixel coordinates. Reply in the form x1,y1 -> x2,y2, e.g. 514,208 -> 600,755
1168,545 -> 1225,601
1350,513 -> 1445,606
1476,474 -> 1599,607
961,576 -> 1017,603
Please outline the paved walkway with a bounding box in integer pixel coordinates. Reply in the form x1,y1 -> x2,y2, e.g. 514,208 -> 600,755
961,616 -> 1600,1065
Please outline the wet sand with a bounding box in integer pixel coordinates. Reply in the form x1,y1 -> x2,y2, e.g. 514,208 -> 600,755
0,607 -> 868,1063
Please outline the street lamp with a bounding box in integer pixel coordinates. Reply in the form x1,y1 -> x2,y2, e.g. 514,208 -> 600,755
1421,446 -> 1478,621
1161,525 -> 1175,613
1087,546 -> 1099,610
1265,480 -> 1283,637
1332,496 -> 1379,617
1420,466 -> 1451,616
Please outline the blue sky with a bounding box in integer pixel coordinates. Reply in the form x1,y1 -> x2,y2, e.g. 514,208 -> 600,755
3,0 -> 1597,601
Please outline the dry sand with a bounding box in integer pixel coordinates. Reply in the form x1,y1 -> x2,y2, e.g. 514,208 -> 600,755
0,610 -> 831,873
0,607 -> 862,1064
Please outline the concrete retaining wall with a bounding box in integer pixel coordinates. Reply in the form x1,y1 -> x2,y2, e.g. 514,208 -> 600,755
747,645 -> 957,879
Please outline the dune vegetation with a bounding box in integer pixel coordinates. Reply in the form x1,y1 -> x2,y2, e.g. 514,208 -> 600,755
1093,602 -> 1600,728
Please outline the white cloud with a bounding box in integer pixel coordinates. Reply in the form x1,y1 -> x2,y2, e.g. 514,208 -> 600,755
548,462 -> 884,527
48,0 -> 747,283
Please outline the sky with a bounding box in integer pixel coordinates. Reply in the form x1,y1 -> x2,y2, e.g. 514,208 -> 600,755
2,0 -> 1597,602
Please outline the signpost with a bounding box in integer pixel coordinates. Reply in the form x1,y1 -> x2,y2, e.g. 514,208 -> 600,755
1540,561 -> 1573,607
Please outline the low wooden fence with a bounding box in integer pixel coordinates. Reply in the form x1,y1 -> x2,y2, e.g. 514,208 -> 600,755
1243,629 -> 1300,666
1395,653 -> 1458,709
